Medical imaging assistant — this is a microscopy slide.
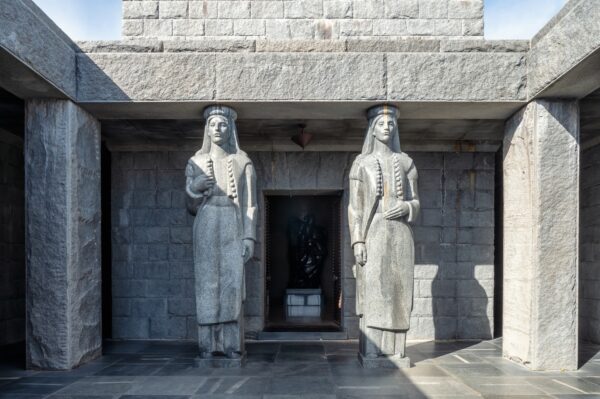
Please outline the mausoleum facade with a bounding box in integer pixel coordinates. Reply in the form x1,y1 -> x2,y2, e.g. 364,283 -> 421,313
0,0 -> 599,372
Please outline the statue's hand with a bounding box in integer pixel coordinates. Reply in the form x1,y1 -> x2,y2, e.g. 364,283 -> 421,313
191,174 -> 214,193
242,239 -> 255,264
354,243 -> 367,266
384,202 -> 410,220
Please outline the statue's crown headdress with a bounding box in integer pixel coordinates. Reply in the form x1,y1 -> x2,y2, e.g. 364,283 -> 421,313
367,104 -> 399,121
203,105 -> 238,121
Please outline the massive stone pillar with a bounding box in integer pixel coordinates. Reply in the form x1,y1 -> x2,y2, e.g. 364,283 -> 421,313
25,99 -> 102,370
503,100 -> 579,371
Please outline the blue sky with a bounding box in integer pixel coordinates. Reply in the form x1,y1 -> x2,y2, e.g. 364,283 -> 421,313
32,0 -> 567,41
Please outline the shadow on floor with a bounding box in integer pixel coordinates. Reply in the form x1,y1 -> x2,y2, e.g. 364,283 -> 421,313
0,339 -> 599,398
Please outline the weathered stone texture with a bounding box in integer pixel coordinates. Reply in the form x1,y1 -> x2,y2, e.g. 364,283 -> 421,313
503,100 -> 579,371
528,0 -> 600,98
121,0 -> 484,39
0,0 -> 77,97
216,53 -> 385,101
25,99 -> 102,370
77,51 -> 526,103
111,150 -> 493,340
580,144 -> 600,344
0,131 -> 25,346
387,53 -> 527,101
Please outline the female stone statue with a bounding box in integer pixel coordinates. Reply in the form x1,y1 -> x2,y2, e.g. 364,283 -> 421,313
185,105 -> 257,362
348,104 -> 420,367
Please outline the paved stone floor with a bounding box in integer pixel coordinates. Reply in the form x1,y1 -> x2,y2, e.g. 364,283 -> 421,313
1,339 -> 600,398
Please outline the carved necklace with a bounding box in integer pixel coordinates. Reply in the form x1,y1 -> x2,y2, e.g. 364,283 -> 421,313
206,156 -> 237,199
374,155 -> 404,199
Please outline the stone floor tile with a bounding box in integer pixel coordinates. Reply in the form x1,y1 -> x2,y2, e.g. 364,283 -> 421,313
195,377 -> 269,395
430,352 -> 487,365
529,376 -> 600,395
127,376 -> 207,395
246,353 -> 277,363
270,362 -> 332,377
102,341 -> 148,355
439,363 -> 509,378
120,395 -> 190,399
153,364 -> 215,377
0,378 -> 73,396
49,395 -> 116,399
50,379 -> 135,396
94,364 -> 164,376
0,394 -> 49,399
268,376 -> 335,395
275,352 -> 327,363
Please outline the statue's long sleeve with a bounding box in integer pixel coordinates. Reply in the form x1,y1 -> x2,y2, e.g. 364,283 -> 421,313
185,161 -> 204,215
406,161 -> 420,224
348,160 -> 365,247
241,162 -> 257,242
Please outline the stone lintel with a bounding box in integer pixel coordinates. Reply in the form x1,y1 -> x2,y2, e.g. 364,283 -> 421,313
76,51 -> 527,104
25,99 -> 102,370
529,0 -> 600,99
503,99 -> 579,371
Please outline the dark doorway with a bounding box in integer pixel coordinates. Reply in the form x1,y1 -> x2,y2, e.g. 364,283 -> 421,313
264,193 -> 342,332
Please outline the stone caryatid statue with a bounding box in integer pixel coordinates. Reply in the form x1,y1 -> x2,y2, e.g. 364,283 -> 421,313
348,104 -> 420,368
185,105 -> 257,366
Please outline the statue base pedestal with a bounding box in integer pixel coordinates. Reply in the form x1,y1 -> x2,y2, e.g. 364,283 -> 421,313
194,353 -> 246,368
358,353 -> 411,369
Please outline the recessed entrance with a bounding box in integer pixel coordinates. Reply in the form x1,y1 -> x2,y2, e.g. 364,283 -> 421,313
264,193 -> 343,332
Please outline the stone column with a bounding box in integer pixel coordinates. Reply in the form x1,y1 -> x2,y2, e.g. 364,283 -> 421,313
503,100 -> 579,371
25,99 -> 102,370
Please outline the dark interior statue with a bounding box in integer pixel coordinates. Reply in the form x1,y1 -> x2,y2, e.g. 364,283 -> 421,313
287,214 -> 328,289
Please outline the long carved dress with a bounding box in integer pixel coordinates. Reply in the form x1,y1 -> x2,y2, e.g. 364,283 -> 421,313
186,151 -> 257,354
349,152 -> 419,355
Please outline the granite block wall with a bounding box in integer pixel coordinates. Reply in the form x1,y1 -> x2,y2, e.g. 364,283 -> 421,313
110,150 -> 494,340
0,131 -> 25,346
581,144 -> 600,344
122,0 -> 484,39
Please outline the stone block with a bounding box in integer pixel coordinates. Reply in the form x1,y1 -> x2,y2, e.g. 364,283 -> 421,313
265,19 -> 314,39
112,279 -> 147,298
384,0 -> 418,18
218,1 -> 251,18
387,53 -> 527,101
123,1 -> 159,19
338,19 -> 373,36
144,19 -> 174,37
216,53 -> 385,100
189,1 -> 218,18
123,20 -> 144,36
206,19 -> 235,35
134,227 -> 169,243
352,0 -> 384,18
168,298 -> 195,316
78,53 -> 216,101
371,20 -> 408,36
173,20 -> 205,36
169,261 -> 194,279
25,100 -> 102,370
324,0 -> 352,18
131,298 -> 167,318
434,19 -> 462,36
447,0 -> 483,19
284,0 -> 323,18
457,317 -> 492,339
160,1 -> 188,18
234,19 -> 266,35
462,19 -> 484,36
407,19 -> 434,36
419,0 -> 448,19
251,1 -> 284,18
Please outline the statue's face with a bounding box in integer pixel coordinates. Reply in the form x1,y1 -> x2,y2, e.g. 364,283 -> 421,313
208,116 -> 230,146
372,115 -> 396,144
